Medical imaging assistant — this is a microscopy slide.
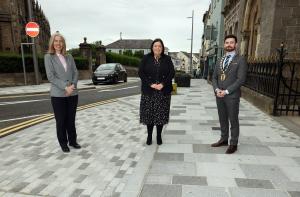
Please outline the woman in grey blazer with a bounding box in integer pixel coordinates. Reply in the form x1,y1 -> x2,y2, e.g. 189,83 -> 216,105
44,32 -> 81,153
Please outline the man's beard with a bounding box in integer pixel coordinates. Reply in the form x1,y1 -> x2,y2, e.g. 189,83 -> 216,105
225,47 -> 235,52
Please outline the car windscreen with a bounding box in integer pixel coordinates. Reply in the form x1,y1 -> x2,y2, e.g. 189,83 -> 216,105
96,64 -> 115,71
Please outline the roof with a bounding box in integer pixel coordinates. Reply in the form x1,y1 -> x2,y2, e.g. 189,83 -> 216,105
105,39 -> 153,49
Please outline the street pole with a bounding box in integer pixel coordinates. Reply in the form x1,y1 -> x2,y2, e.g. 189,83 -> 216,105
27,0 -> 39,85
187,10 -> 194,75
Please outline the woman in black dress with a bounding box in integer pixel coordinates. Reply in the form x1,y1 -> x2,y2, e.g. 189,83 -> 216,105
138,38 -> 175,145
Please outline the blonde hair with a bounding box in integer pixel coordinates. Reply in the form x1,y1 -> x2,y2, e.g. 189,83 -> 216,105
47,32 -> 67,55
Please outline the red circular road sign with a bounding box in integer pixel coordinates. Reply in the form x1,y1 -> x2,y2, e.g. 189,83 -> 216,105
25,22 -> 39,38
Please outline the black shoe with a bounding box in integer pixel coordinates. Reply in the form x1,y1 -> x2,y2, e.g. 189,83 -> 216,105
225,145 -> 238,154
157,136 -> 162,145
211,139 -> 228,147
61,146 -> 70,153
146,136 -> 152,145
69,143 -> 81,149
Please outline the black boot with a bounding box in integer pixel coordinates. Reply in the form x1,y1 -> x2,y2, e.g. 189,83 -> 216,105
156,125 -> 163,145
146,124 -> 154,145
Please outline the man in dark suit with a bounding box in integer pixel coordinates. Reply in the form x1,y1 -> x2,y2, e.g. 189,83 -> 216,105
211,34 -> 248,154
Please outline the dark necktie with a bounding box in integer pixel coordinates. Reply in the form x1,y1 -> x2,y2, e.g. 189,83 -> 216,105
223,55 -> 231,69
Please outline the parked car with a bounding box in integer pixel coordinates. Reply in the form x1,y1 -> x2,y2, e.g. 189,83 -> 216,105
92,63 -> 127,85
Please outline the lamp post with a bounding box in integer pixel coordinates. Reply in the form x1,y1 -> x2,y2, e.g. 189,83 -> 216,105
187,10 -> 194,75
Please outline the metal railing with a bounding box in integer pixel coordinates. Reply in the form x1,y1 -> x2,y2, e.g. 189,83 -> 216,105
244,44 -> 300,116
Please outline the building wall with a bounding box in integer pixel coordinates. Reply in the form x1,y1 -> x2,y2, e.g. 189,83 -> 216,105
224,0 -> 300,59
271,0 -> 300,59
209,0 -> 225,59
0,0 -> 50,54
107,48 -> 151,55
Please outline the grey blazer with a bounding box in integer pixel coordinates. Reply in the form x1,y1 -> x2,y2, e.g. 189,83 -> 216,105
44,53 -> 78,97
212,54 -> 248,98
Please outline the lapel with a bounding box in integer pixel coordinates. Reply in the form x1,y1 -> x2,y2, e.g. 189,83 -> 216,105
225,54 -> 239,73
52,54 -> 67,73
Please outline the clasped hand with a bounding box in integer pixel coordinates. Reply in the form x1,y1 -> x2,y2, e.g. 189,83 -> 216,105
65,84 -> 75,96
151,83 -> 164,91
216,89 -> 226,98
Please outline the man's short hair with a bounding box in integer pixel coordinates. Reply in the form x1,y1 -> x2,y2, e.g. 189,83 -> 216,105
224,34 -> 237,43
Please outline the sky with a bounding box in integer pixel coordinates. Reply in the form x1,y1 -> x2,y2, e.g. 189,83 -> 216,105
38,0 -> 210,52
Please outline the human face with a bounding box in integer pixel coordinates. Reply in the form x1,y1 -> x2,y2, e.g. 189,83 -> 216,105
224,38 -> 237,52
152,41 -> 163,57
53,36 -> 64,54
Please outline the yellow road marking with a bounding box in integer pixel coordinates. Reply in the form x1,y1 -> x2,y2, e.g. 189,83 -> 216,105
0,99 -> 117,138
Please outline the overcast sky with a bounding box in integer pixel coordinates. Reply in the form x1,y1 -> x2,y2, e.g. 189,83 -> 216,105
38,0 -> 210,52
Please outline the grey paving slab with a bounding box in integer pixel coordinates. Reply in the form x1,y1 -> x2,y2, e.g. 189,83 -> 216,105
289,191 -> 300,197
240,164 -> 290,182
193,144 -> 228,154
149,161 -> 196,176
172,175 -> 207,186
182,185 -> 229,197
164,130 -> 186,135
229,187 -> 290,197
153,153 -> 184,161
140,184 -> 181,197
235,178 -> 274,189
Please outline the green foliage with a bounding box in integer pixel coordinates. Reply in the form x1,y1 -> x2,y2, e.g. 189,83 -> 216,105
68,48 -> 80,57
74,57 -> 89,70
0,53 -> 88,74
106,52 -> 141,67
123,50 -> 133,56
133,50 -> 144,58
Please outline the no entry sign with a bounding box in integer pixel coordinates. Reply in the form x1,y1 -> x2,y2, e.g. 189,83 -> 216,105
25,22 -> 39,38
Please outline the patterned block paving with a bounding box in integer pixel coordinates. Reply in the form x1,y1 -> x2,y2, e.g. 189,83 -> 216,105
2,79 -> 300,196
140,79 -> 300,197
0,96 -> 148,196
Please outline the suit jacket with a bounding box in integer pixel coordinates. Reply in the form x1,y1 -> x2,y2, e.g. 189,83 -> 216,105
212,54 -> 248,98
138,53 -> 175,95
44,53 -> 78,97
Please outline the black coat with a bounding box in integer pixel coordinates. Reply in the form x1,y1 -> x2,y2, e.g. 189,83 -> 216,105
138,53 -> 175,95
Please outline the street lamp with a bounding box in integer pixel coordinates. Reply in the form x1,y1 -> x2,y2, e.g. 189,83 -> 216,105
187,10 -> 194,75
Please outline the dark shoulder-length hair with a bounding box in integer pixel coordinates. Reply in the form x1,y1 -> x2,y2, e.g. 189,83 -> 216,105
150,38 -> 165,56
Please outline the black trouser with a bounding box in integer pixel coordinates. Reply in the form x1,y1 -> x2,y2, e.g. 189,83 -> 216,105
51,95 -> 78,147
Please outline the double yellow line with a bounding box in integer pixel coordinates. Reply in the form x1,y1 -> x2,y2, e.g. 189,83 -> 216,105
0,99 -> 117,138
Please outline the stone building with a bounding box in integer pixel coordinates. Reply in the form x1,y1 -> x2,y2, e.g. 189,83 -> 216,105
0,0 -> 50,54
223,0 -> 300,59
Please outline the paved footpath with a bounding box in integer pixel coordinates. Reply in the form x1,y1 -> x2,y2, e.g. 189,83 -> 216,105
0,79 -> 300,197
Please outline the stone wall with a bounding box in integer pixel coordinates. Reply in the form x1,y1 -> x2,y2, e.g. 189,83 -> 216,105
272,0 -> 300,59
241,86 -> 274,115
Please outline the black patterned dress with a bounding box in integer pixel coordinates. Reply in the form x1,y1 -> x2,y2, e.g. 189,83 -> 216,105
140,59 -> 171,125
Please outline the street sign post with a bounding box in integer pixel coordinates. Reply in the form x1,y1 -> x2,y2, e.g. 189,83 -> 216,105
24,20 -> 39,85
22,21 -> 40,85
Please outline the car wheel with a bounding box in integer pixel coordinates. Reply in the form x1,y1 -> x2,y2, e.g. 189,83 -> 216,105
124,76 -> 127,83
93,82 -> 97,85
114,77 -> 118,84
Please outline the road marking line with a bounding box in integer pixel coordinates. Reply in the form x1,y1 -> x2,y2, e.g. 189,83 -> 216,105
0,114 -> 49,123
0,99 -> 117,137
0,99 -> 49,106
98,86 -> 138,92
0,82 -> 138,99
